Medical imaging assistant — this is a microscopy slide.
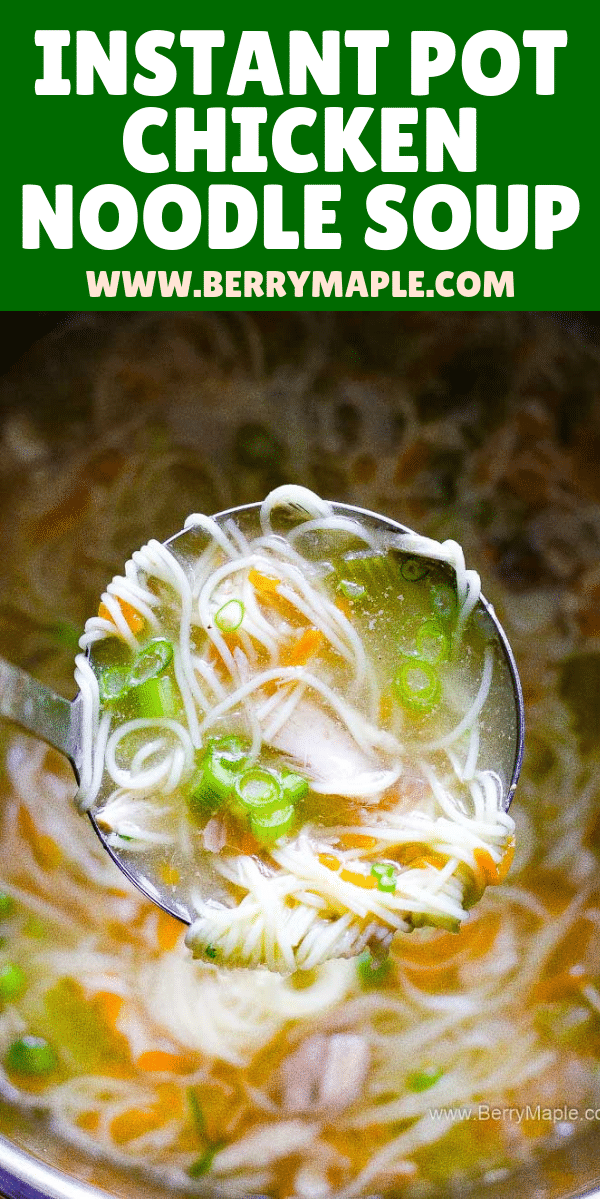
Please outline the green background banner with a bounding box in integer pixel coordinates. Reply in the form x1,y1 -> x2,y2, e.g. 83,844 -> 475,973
1,0 -> 596,310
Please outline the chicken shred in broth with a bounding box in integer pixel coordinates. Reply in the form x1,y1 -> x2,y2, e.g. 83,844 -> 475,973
0,312 -> 598,1198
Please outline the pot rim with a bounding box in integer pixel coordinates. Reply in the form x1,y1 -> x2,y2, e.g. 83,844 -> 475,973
0,1135 -> 108,1199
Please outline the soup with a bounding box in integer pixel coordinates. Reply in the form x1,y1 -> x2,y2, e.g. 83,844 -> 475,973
0,311 -> 598,1198
78,487 -> 516,971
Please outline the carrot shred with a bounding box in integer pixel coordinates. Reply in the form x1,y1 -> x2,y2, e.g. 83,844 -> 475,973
281,627 -> 324,666
17,806 -> 62,870
339,867 -> 377,890
383,841 -> 430,865
531,965 -> 589,1004
496,836 -> 515,882
334,595 -> 352,620
98,597 -> 144,636
93,990 -> 124,1026
137,1050 -> 196,1074
473,848 -> 501,885
409,852 -> 448,871
248,568 -> 280,596
110,1106 -> 166,1144
340,834 -> 378,851
156,910 -> 183,952
318,853 -> 340,871
75,1110 -> 100,1133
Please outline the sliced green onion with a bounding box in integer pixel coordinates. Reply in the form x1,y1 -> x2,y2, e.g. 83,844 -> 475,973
280,770 -> 309,804
416,619 -> 450,664
0,963 -> 25,1001
370,862 -> 398,893
250,802 -> 295,844
204,944 -> 218,961
393,659 -> 441,714
400,557 -> 429,582
188,1088 -> 205,1136
190,737 -> 249,811
188,1143 -> 223,1178
357,951 -> 391,989
215,599 -> 245,633
234,767 -> 283,811
5,1035 -> 58,1076
338,579 -> 366,600
129,638 -> 173,687
0,894 -> 14,918
407,1066 -> 444,1092
135,674 -> 177,719
430,582 -> 456,621
98,664 -> 131,704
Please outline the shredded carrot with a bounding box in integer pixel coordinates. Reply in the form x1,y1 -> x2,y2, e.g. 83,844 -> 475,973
319,850 -> 385,888
401,911 -> 502,971
17,806 -> 62,870
159,862 -> 181,886
76,1110 -> 100,1133
473,840 -> 515,887
496,835 -> 516,882
137,1050 -> 196,1074
340,834 -> 378,851
248,568 -> 304,622
340,867 -> 377,890
110,1106 -> 166,1144
531,964 -> 589,1004
334,595 -> 352,620
93,990 -> 124,1026
473,847 -> 501,885
98,597 -> 144,637
384,841 -> 430,865
281,627 -> 324,666
248,568 -> 280,596
408,852 -> 448,871
319,853 -> 341,871
156,909 -> 183,952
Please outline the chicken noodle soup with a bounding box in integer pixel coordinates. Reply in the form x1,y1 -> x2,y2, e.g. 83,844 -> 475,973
75,486 -> 517,972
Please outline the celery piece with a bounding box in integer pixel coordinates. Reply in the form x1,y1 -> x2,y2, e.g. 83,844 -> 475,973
5,1035 -> 57,1076
407,1066 -> 444,1092
357,951 -> 391,988
0,963 -> 25,1001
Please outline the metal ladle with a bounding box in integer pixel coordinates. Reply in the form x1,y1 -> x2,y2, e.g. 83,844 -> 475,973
0,502 -> 525,927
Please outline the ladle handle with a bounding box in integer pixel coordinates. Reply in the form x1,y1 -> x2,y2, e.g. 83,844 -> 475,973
0,658 -> 79,771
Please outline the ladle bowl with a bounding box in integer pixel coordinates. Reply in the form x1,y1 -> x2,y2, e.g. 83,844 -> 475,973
0,500 -> 525,927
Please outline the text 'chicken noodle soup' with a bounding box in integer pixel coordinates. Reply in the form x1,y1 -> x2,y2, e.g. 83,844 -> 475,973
74,486 -> 517,973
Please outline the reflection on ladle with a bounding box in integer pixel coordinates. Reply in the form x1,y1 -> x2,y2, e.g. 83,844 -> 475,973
0,488 -> 524,970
